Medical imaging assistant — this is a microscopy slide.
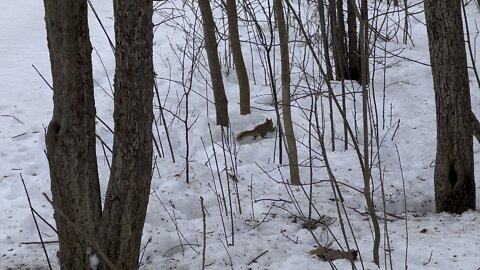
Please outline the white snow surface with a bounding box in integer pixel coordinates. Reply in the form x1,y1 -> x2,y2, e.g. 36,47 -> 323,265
1,1 -> 480,269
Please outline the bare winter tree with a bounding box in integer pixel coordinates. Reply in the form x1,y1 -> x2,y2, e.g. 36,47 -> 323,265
424,0 -> 476,213
226,0 -> 251,115
44,0 -> 154,268
346,0 -> 360,81
327,0 -> 360,82
44,0 -> 102,268
329,0 -> 348,81
97,0 -> 154,268
199,0 -> 230,126
274,0 -> 300,185
359,0 -> 380,264
317,0 -> 333,81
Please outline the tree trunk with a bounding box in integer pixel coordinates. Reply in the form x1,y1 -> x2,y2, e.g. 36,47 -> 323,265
317,0 -> 333,81
424,0 -> 475,213
98,0 -> 154,268
274,0 -> 300,185
43,0 -> 102,268
359,0 -> 380,265
226,0 -> 250,115
329,0 -> 341,80
347,0 -> 360,82
199,0 -> 230,127
335,0 -> 348,80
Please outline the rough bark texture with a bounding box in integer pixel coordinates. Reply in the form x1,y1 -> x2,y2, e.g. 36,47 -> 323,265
424,0 -> 475,213
43,0 -> 102,268
98,0 -> 154,268
329,0 -> 342,80
274,0 -> 300,185
347,0 -> 360,81
226,0 -> 250,115
198,0 -> 229,127
329,0 -> 360,82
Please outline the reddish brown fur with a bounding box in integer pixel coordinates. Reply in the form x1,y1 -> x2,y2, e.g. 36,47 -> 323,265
236,119 -> 275,141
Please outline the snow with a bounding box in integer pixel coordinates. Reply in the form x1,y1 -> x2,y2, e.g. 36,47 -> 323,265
89,253 -> 99,270
1,0 -> 480,269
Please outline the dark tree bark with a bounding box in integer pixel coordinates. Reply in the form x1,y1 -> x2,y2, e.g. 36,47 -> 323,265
329,0 -> 360,82
274,0 -> 300,185
317,0 -> 333,81
226,0 -> 250,115
424,0 -> 475,213
335,0 -> 348,80
329,0 -> 343,81
98,0 -> 154,268
45,0 -> 155,268
199,0 -> 229,127
43,0 -> 102,268
346,0 -> 360,81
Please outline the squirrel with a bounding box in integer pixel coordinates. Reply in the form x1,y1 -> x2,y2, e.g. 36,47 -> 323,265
236,119 -> 275,141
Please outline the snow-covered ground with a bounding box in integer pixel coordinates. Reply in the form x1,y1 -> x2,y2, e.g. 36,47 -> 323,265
1,1 -> 479,269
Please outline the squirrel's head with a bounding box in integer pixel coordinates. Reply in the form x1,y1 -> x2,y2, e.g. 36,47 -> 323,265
265,118 -> 273,127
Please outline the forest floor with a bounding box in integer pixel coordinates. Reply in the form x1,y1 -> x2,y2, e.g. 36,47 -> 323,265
1,1 -> 480,269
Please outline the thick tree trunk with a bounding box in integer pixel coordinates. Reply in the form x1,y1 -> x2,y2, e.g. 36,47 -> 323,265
424,0 -> 475,213
274,0 -> 300,185
226,0 -> 250,115
43,0 -> 102,268
199,0 -> 229,127
98,0 -> 154,268
347,0 -> 360,81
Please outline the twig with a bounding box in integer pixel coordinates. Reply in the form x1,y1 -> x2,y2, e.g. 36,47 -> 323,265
152,190 -> 199,254
21,174 -> 52,270
95,115 -> 114,135
395,144 -> 409,270
163,243 -> 201,257
0,114 -> 24,124
93,47 -> 114,97
220,128 -> 235,245
220,239 -> 233,270
95,134 -> 113,153
254,198 -> 293,204
247,250 -> 268,266
21,241 -> 58,245
423,250 -> 433,265
32,64 -> 53,90
201,137 -> 229,245
32,207 -> 57,234
139,237 -> 152,266
208,124 -> 228,216
98,136 -> 112,170
251,202 -> 276,230
152,135 -> 163,159
250,174 -> 255,220
281,230 -> 299,244
87,0 -> 115,53
12,132 -> 28,139
154,76 -> 175,162
201,196 -> 207,270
